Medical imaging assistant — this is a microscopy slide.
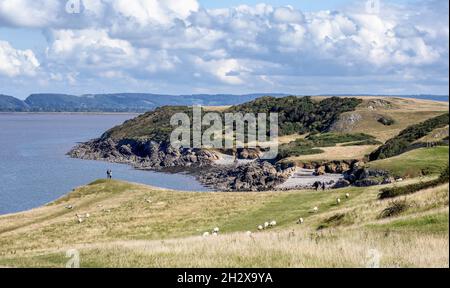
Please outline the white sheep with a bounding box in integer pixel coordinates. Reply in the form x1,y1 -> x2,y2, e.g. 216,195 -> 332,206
270,220 -> 277,227
264,222 -> 270,229
297,218 -> 304,224
246,231 -> 253,236
313,207 -> 319,213
345,193 -> 350,198
212,231 -> 218,236
77,218 -> 83,224
85,213 -> 90,218
257,225 -> 263,231
336,198 -> 341,204
202,232 -> 210,237
65,205 -> 73,210
213,227 -> 220,233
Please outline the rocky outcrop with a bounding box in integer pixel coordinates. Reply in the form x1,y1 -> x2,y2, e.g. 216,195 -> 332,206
329,112 -> 362,133
296,160 -> 358,174
344,167 -> 393,187
68,138 -> 219,169
198,162 -> 296,192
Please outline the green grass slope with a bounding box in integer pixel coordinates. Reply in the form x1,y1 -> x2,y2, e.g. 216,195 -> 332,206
0,176 -> 447,268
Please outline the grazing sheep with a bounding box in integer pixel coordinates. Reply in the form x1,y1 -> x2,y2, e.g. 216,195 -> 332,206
397,178 -> 404,182
297,218 -> 304,224
85,213 -> 90,218
202,232 -> 210,237
345,193 -> 350,198
270,220 -> 277,227
65,205 -> 73,210
77,218 -> 83,224
212,231 -> 218,236
336,198 -> 341,204
246,231 -> 253,236
257,225 -> 264,231
313,207 -> 319,213
213,227 -> 220,233
264,222 -> 270,229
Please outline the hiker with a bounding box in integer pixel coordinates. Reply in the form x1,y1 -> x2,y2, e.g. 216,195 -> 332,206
313,181 -> 320,191
322,182 -> 326,190
107,169 -> 112,179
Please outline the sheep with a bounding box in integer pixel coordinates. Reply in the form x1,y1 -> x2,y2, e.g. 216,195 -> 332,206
77,218 -> 83,224
345,193 -> 350,199
257,225 -> 264,231
213,227 -> 220,233
297,218 -> 304,224
336,198 -> 341,205
313,207 -> 319,213
65,205 -> 73,210
264,222 -> 270,229
212,231 -> 218,236
246,231 -> 253,236
202,232 -> 210,237
270,220 -> 277,227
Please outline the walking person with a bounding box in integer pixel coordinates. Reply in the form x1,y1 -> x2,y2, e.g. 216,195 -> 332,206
107,169 -> 112,179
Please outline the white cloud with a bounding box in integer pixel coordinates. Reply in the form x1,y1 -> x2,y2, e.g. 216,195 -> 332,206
0,0 -> 448,94
0,40 -> 39,77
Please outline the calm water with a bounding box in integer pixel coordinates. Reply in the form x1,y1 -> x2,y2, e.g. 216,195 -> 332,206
0,113 -> 209,215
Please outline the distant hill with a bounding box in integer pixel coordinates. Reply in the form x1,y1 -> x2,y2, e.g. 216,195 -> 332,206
1,93 -> 288,113
0,94 -> 30,112
1,93 -> 448,113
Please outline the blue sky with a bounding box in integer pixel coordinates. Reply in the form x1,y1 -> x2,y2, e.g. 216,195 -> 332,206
0,0 -> 448,99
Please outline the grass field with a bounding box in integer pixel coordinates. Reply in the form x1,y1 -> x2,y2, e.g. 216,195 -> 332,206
0,177 -> 448,268
368,146 -> 449,178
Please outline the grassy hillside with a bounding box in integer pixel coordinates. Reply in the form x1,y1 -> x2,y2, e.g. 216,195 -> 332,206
369,113 -> 449,161
0,178 -> 447,268
368,146 -> 449,178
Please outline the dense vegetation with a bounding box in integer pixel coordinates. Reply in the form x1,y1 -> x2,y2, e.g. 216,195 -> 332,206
369,113 -> 449,161
378,165 -> 449,199
102,96 -> 363,143
227,96 -> 362,135
103,106 -> 192,141
277,132 -> 376,159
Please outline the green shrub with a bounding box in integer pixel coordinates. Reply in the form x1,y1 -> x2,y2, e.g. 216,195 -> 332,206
378,116 -> 395,126
379,200 -> 409,218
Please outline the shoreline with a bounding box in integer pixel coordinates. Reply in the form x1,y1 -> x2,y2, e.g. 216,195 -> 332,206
0,112 -> 142,115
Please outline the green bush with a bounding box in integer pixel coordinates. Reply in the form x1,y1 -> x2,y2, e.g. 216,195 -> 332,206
378,116 -> 395,126
379,200 -> 409,218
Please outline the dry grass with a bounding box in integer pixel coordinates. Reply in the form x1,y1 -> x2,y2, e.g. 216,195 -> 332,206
0,178 -> 447,268
286,145 -> 377,162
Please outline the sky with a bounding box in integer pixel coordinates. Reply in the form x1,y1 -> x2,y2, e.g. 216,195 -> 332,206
0,0 -> 448,99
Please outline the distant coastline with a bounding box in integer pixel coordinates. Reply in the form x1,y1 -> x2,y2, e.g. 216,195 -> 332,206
1,93 -> 448,113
